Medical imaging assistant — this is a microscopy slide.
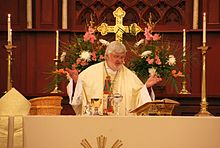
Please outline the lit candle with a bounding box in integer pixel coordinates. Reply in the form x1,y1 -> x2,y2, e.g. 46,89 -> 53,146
10,29 -> 12,45
203,12 -> 206,44
183,29 -> 186,57
56,30 -> 59,58
7,14 -> 11,44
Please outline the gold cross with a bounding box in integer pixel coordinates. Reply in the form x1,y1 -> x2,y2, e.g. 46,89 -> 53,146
97,7 -> 142,42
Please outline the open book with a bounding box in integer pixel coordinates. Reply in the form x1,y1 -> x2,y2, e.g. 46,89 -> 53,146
130,98 -> 179,116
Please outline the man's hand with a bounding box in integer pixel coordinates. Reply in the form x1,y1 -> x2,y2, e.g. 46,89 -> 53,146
145,74 -> 162,88
65,64 -> 78,83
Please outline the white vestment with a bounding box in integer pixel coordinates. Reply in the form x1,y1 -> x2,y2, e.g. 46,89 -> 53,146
67,61 -> 154,115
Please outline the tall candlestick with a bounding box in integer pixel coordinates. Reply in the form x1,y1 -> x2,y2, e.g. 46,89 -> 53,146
56,30 -> 59,58
7,14 -> 11,44
183,29 -> 186,57
51,30 -> 63,94
179,28 -> 190,94
203,12 -> 206,44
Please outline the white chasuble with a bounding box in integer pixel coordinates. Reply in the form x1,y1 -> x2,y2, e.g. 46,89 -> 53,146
69,62 -> 152,116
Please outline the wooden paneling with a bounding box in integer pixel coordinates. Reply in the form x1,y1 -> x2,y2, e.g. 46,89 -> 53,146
34,0 -> 58,29
0,32 -> 8,93
206,32 -> 220,95
0,0 -> 26,30
204,0 -> 220,28
24,32 -> 56,94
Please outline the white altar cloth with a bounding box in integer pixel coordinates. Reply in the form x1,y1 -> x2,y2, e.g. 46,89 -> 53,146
23,116 -> 220,148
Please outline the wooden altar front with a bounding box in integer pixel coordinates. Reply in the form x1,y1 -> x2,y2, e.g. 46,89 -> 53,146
23,116 -> 220,148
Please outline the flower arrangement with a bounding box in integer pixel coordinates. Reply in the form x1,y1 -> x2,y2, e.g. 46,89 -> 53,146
127,16 -> 184,91
52,21 -> 108,85
50,15 -> 183,92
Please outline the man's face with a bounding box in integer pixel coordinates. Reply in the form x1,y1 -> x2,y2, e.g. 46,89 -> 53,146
106,52 -> 126,71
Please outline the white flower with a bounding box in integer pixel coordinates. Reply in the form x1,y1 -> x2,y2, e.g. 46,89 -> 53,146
134,39 -> 145,47
148,67 -> 157,76
80,51 -> 91,61
141,50 -> 152,58
60,52 -> 66,62
167,55 -> 176,66
99,39 -> 109,46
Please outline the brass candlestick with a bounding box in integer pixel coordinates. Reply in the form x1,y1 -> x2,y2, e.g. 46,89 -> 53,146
50,58 -> 63,93
195,43 -> 212,116
51,30 -> 63,93
180,29 -> 190,94
179,57 -> 191,94
4,41 -> 16,91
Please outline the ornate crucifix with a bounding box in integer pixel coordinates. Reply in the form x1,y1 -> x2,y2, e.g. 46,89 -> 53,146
97,7 -> 142,42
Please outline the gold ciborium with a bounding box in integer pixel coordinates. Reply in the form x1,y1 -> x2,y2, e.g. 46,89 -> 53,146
91,97 -> 102,115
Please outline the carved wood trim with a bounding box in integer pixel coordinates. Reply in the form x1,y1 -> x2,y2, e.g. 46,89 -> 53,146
71,0 -> 191,32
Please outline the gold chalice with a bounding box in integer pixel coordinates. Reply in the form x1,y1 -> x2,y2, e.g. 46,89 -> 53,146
91,97 -> 102,115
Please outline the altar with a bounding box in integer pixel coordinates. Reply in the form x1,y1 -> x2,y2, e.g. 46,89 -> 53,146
23,116 -> 220,148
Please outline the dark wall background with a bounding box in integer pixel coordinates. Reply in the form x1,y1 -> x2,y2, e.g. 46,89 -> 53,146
0,0 -> 219,115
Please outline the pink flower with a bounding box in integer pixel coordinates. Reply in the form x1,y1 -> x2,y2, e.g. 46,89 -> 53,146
53,69 -> 66,74
171,70 -> 184,78
155,55 -> 161,65
99,54 -> 105,60
144,28 -> 153,41
83,32 -> 91,41
83,26 -> 97,43
172,70 -> 177,75
76,58 -> 81,64
91,51 -> 97,61
80,60 -> 88,66
72,64 -> 77,69
176,71 -> 184,77
153,34 -> 161,41
89,35 -> 96,43
146,57 -> 154,64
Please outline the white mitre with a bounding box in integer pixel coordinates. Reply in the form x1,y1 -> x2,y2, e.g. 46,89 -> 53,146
0,88 -> 31,148
0,88 -> 31,115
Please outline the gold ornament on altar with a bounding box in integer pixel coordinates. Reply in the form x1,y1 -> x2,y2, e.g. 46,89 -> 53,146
97,7 -> 142,42
91,97 -> 102,115
81,135 -> 123,148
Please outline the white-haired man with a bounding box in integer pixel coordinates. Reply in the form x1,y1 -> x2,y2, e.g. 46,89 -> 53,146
67,41 -> 162,115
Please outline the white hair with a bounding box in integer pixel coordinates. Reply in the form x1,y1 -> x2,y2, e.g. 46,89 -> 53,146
105,41 -> 127,58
